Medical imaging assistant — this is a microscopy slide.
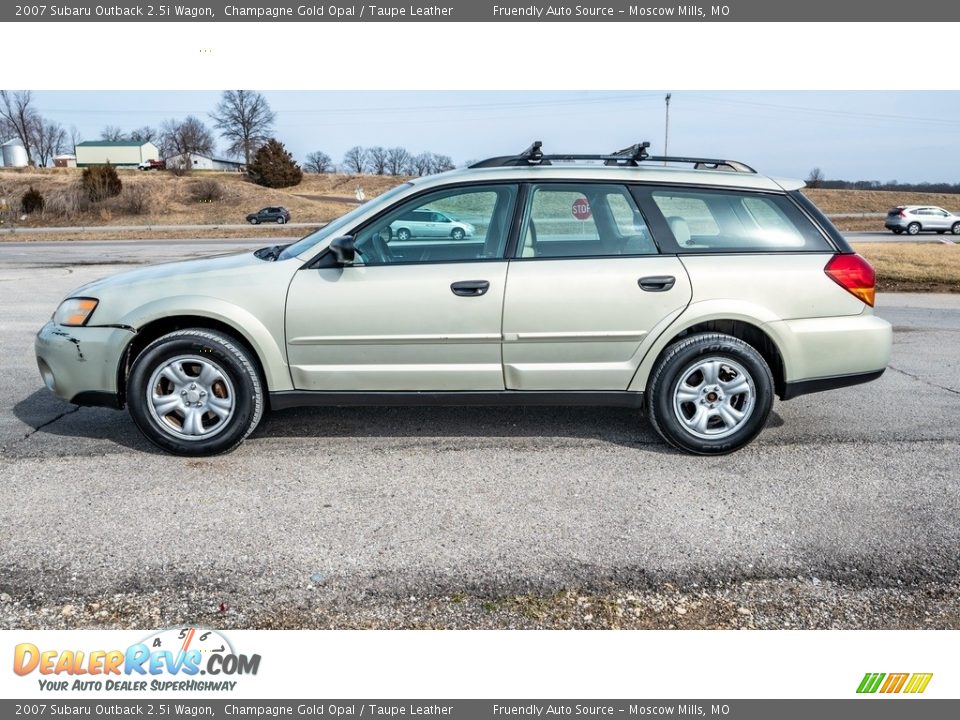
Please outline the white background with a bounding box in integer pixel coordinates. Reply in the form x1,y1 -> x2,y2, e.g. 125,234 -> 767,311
2,20 -> 957,702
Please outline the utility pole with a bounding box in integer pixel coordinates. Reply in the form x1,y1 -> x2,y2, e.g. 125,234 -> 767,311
664,93 -> 672,165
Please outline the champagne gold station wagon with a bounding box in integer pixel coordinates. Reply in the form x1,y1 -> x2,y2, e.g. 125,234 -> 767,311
35,142 -> 892,455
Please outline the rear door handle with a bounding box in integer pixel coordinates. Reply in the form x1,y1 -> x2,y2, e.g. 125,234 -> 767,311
451,280 -> 490,297
638,275 -> 676,292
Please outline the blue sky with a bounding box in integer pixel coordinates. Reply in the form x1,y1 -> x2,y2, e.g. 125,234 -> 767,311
26,91 -> 960,183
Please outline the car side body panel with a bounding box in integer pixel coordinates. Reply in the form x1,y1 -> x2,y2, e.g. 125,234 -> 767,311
627,254 -> 889,392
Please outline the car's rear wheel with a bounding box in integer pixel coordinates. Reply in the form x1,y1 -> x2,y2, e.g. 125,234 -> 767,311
396,228 -> 411,241
952,222 -> 960,235
451,227 -> 465,240
127,329 -> 264,456
907,222 -> 921,235
277,216 -> 285,224
892,228 -> 903,234
646,332 -> 774,455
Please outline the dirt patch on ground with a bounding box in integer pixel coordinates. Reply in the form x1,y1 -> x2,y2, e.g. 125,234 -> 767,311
2,579 -> 958,630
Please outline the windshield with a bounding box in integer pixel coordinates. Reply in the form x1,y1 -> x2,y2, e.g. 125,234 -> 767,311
277,182 -> 414,261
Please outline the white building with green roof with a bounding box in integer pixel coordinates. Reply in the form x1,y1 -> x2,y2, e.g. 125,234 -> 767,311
75,140 -> 159,168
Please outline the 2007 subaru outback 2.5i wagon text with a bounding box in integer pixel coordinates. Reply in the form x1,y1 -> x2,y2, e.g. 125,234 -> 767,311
35,141 -> 892,456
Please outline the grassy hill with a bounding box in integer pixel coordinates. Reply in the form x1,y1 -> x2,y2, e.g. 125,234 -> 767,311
0,168 -> 404,228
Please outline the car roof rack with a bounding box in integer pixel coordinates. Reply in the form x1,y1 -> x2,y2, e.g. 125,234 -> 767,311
469,140 -> 756,174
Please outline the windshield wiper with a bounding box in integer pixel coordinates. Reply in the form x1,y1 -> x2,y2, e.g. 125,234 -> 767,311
254,244 -> 288,261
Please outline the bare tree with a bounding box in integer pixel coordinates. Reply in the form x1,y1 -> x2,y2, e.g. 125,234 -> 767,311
31,119 -> 67,167
69,125 -> 82,153
806,167 -> 825,188
410,152 -> 432,177
160,116 -> 215,172
342,146 -> 368,174
429,153 -> 455,174
100,125 -> 127,141
366,146 -> 389,175
304,151 -> 334,174
386,146 -> 410,176
209,90 -> 275,167
129,126 -> 158,143
0,91 -> 38,165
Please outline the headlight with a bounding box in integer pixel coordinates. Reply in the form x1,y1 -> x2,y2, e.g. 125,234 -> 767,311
54,298 -> 99,327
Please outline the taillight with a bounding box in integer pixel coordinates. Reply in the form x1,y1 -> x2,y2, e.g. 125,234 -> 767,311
825,254 -> 876,307
898,210 -> 906,218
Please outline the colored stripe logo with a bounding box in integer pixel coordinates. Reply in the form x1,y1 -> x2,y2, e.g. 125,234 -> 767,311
857,672 -> 933,694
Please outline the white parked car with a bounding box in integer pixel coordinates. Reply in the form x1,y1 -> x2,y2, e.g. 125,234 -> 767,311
35,141 -> 891,456
390,208 -> 475,241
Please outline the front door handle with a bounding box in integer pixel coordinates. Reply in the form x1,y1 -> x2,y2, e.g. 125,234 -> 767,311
638,275 -> 676,292
451,280 -> 490,297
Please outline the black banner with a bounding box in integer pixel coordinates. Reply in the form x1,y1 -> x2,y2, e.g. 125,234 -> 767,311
2,0 -> 955,23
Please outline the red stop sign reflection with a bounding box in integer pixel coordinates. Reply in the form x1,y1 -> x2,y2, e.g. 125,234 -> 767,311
572,197 -> 592,220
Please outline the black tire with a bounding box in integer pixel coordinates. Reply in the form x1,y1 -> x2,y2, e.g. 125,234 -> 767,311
277,216 -> 285,224
952,222 -> 960,235
396,228 -> 411,241
451,227 -> 465,240
127,329 -> 264,456
249,217 -> 260,225
892,228 -> 903,235
645,332 -> 774,455
937,230 -> 946,235
907,222 -> 921,235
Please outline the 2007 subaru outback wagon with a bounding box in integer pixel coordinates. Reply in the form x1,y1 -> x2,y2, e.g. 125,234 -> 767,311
35,142 -> 892,456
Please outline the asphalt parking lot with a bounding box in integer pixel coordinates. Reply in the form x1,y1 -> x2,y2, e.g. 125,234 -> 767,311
1,240 -> 959,629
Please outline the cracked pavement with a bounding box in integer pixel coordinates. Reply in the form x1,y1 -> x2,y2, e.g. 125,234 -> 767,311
1,240 -> 959,629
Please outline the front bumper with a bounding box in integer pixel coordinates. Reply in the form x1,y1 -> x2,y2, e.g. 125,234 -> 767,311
34,321 -> 135,408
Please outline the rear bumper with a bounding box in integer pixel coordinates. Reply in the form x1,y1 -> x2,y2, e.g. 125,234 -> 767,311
781,369 -> 885,400
34,321 -> 133,408
766,312 -> 892,399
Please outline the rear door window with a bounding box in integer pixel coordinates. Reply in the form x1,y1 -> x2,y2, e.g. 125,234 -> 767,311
517,183 -> 658,258
644,187 -> 832,252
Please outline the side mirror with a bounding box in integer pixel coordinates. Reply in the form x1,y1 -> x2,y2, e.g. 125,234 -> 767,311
329,235 -> 356,265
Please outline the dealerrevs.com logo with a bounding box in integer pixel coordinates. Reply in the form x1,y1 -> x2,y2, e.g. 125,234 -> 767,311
13,627 -> 260,693
857,673 -> 933,694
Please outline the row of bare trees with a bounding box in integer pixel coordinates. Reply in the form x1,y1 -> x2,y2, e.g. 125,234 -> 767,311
96,90 -> 276,168
4,90 -> 457,176
0,90 -> 69,167
305,146 -> 455,176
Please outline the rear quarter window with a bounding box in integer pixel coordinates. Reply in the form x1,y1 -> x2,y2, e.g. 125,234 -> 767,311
646,187 -> 832,253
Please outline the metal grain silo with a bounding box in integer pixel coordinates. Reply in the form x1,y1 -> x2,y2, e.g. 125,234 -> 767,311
2,139 -> 29,167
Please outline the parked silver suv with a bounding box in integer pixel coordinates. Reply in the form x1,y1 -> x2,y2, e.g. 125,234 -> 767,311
35,141 -> 892,456
885,205 -> 960,235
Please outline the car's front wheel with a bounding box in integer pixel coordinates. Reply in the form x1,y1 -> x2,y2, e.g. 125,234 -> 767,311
952,222 -> 960,235
646,332 -> 774,455
249,217 -> 260,225
127,329 -> 264,456
396,228 -> 411,241
907,222 -> 921,235
451,227 -> 465,240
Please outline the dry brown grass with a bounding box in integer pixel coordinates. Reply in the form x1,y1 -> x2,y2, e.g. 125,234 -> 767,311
853,242 -> 960,293
0,168 -> 407,228
804,188 -> 960,215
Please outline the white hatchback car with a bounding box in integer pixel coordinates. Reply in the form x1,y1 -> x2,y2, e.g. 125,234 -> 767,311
35,142 -> 892,456
885,205 -> 960,236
